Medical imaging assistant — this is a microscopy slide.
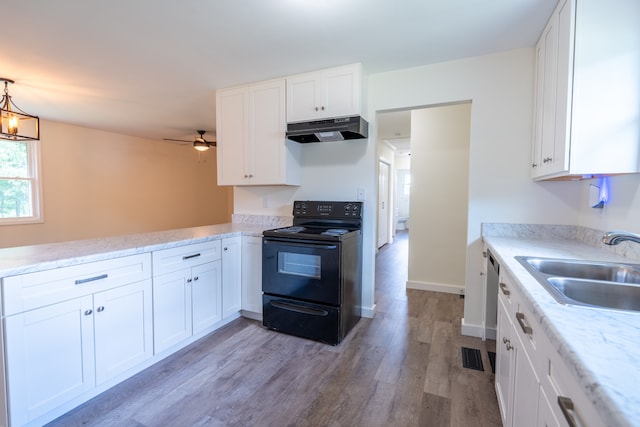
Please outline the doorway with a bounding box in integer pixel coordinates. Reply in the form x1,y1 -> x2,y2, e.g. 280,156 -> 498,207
377,160 -> 391,248
376,102 -> 471,293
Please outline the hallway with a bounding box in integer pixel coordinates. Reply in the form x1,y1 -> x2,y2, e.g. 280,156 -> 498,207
48,231 -> 500,426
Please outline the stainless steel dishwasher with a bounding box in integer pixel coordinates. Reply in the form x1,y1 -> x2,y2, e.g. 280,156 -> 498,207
485,249 -> 500,334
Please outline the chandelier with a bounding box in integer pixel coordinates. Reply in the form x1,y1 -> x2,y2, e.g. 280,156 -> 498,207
1,78 -> 40,141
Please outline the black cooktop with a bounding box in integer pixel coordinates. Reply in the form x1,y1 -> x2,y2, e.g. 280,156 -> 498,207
263,201 -> 363,242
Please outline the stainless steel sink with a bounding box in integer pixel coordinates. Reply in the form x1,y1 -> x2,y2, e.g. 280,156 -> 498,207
547,277 -> 640,311
523,257 -> 640,284
515,256 -> 640,312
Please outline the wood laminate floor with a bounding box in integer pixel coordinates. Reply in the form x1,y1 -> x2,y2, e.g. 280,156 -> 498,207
47,231 -> 500,427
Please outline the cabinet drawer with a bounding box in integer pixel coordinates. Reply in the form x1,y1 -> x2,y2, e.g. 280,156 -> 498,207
2,253 -> 152,316
540,343 -> 606,427
152,240 -> 221,276
513,298 -> 538,367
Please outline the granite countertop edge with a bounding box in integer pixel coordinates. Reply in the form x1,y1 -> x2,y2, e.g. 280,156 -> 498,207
484,235 -> 638,427
0,223 -> 269,278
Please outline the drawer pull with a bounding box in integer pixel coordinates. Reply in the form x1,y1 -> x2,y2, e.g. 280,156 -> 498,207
558,396 -> 578,427
97,306 -> 105,312
499,282 -> 510,296
84,309 -> 93,316
182,253 -> 201,261
516,312 -> 533,335
75,274 -> 108,285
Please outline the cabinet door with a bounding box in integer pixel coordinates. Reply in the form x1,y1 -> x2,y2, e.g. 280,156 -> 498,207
241,236 -> 263,314
286,72 -> 320,123
495,294 -> 514,426
153,269 -> 191,353
216,85 -> 250,185
4,295 -> 95,426
249,79 -> 287,185
192,260 -> 222,334
550,0 -> 573,174
512,331 -> 540,427
537,387 -> 561,427
538,11 -> 560,177
323,64 -> 361,119
222,236 -> 242,318
93,280 -> 153,385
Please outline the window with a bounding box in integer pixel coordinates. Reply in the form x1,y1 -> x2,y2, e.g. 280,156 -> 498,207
403,174 -> 411,196
0,140 -> 42,224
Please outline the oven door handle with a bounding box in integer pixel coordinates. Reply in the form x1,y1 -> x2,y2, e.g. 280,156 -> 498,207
270,300 -> 329,317
263,240 -> 337,250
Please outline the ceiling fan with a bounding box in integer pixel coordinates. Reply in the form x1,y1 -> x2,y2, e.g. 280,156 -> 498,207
163,130 -> 216,151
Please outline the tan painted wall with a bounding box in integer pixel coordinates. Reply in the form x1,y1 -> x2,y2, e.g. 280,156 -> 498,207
408,103 -> 471,291
0,120 -> 233,248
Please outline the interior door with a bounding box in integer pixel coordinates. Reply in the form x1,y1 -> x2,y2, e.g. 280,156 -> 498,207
378,160 -> 390,248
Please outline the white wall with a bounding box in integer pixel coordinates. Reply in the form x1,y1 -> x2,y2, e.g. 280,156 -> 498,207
578,174 -> 640,232
0,120 -> 233,248
407,103 -> 471,293
368,48 -> 582,336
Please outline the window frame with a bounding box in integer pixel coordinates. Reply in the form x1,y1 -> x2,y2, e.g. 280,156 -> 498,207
0,139 -> 44,225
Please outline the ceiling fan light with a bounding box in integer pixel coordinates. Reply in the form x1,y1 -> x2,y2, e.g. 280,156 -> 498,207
193,140 -> 210,151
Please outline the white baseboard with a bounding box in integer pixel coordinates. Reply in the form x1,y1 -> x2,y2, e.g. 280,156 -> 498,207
240,310 -> 263,322
361,304 -> 376,318
406,280 -> 465,295
461,318 -> 485,339
485,327 -> 497,341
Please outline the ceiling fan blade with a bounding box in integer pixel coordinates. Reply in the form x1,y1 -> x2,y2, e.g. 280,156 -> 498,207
162,138 -> 192,143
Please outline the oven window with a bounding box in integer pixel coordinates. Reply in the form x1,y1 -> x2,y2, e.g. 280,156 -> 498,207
278,252 -> 321,279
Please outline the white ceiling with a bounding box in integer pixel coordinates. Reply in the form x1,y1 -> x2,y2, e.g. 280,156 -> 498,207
3,0 -> 557,143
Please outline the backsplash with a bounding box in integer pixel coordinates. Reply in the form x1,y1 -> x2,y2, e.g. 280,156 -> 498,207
481,223 -> 640,262
231,214 -> 292,227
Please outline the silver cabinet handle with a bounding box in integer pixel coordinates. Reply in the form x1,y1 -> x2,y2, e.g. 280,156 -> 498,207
84,309 -> 93,316
75,274 -> 108,285
321,106 -> 325,111
187,278 -> 192,283
224,247 -> 228,251
558,396 -> 578,427
182,253 -> 201,261
193,276 -> 199,281
503,337 -> 513,351
97,306 -> 105,312
516,312 -> 533,335
499,282 -> 510,296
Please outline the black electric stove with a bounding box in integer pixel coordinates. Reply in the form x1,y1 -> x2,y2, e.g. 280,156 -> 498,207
262,201 -> 363,345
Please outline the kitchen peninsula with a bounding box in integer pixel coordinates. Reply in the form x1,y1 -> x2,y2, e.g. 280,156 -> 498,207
0,221 -> 276,427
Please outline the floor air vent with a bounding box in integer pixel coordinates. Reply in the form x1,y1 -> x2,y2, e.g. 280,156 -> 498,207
461,347 -> 484,371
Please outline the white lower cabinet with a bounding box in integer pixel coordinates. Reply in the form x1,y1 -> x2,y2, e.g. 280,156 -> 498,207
222,236 -> 242,319
152,241 -> 223,354
495,294 -> 514,425
493,253 -> 605,427
3,255 -> 153,427
0,235 -> 251,426
5,296 -> 95,427
241,236 -> 263,316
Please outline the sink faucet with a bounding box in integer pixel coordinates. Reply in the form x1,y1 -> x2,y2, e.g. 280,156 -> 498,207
602,230 -> 640,245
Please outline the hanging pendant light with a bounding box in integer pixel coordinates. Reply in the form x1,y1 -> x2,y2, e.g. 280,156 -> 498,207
0,78 -> 40,141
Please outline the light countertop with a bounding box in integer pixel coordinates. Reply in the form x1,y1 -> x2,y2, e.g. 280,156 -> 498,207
484,235 -> 640,427
0,223 -> 268,278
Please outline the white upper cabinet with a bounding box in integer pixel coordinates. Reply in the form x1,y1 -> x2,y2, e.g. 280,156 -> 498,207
216,79 -> 301,186
286,63 -> 362,123
531,0 -> 640,180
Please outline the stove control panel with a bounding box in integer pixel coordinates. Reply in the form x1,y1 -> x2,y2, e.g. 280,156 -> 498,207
293,201 -> 362,219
